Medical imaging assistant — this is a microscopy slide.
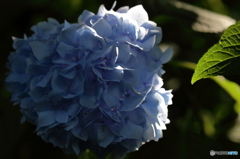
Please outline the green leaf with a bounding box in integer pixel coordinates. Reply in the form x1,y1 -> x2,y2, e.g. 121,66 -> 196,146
191,21 -> 240,84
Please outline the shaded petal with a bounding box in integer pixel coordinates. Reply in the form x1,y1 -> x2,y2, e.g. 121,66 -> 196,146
51,70 -> 67,93
98,125 -> 114,148
37,71 -> 53,87
58,27 -> 78,45
69,74 -> 85,95
99,133 -> 115,148
56,42 -> 76,58
64,116 -> 79,131
160,47 -> 173,64
60,62 -> 78,79
121,95 -> 144,111
79,31 -> 102,51
102,69 -> 123,81
29,40 -> 52,61
5,73 -> 30,84
30,21 -> 56,38
55,110 -> 69,123
127,107 -> 146,124
121,120 -> 143,139
71,124 -> 82,139
72,141 -> 81,155
78,108 -> 101,127
79,94 -> 96,108
97,125 -> 109,141
107,121 -> 123,136
67,101 -> 81,116
28,86 -> 51,102
52,54 -> 72,64
37,110 -> 55,127
103,82 -> 123,108
117,44 -> 131,64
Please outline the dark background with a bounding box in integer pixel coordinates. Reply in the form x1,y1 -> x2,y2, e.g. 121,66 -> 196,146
1,0 -> 240,158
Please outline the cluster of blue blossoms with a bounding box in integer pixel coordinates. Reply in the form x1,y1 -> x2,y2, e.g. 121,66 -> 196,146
6,3 -> 173,158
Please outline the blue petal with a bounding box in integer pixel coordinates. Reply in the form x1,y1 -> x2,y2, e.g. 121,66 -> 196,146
99,133 -> 115,148
137,35 -> 156,51
97,126 -> 115,148
37,71 -> 53,87
5,73 -> 30,84
60,62 -> 78,79
92,67 -> 102,78
103,82 -> 123,108
37,110 -> 55,127
29,40 -> 52,61
78,108 -> 101,127
11,54 -> 27,73
55,110 -> 69,123
106,121 -> 123,136
121,120 -> 143,139
30,21 -> 56,39
161,47 -> 173,64
78,10 -> 94,24
102,69 -> 123,81
97,125 -> 109,141
92,18 -> 112,37
72,141 -> 81,155
67,101 -> 82,116
20,97 -> 34,109
121,95 -> 144,111
58,27 -> 78,46
71,124 -> 82,139
64,116 -> 79,131
122,19 -> 138,40
141,90 -> 164,117
47,17 -> 59,26
79,31 -> 102,51
79,94 -> 96,108
52,54 -> 72,64
63,93 -> 78,99
117,44 -> 131,64
69,74 -> 85,95
127,107 -> 146,124
56,42 -> 76,58
51,70 -> 67,93
28,86 -> 51,102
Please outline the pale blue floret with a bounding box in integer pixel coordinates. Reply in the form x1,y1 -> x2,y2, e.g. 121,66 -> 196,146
6,3 -> 173,159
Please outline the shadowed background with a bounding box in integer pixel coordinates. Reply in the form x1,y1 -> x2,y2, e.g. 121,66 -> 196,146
1,0 -> 240,158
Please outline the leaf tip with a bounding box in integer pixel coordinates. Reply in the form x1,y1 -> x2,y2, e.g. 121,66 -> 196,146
191,73 -> 200,84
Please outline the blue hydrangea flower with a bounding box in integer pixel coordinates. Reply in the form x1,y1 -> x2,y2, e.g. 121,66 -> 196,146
6,3 -> 173,159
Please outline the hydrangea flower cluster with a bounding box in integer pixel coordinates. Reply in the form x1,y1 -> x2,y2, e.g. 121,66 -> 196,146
6,3 -> 173,158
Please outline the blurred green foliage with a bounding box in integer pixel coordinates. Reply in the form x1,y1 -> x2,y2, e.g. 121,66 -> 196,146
1,0 -> 240,159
